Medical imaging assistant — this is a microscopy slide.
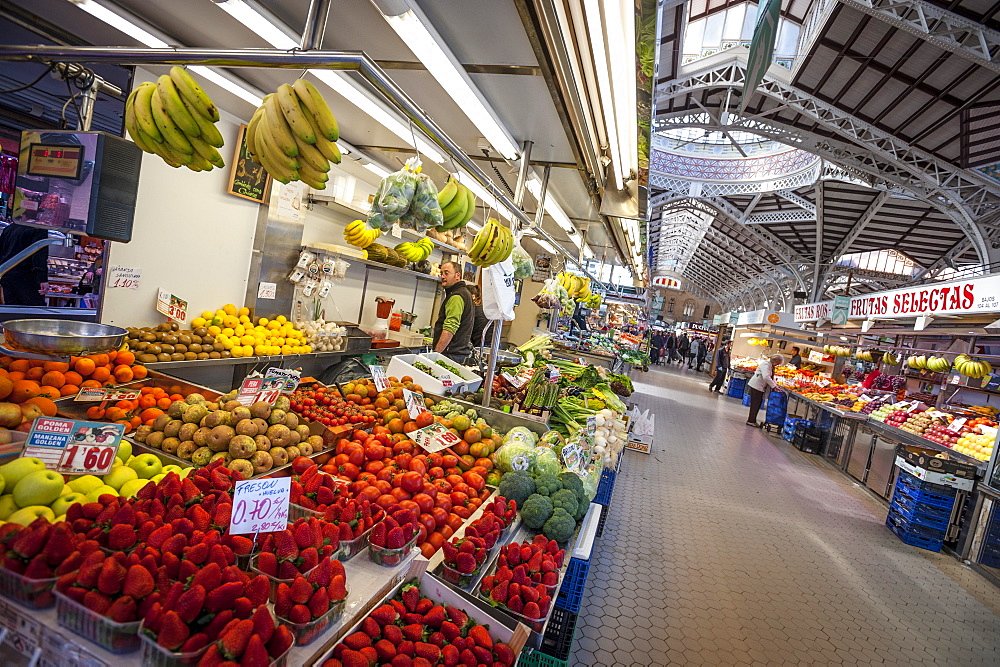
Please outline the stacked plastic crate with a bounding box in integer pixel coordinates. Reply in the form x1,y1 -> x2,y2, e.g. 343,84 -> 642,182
886,471 -> 957,552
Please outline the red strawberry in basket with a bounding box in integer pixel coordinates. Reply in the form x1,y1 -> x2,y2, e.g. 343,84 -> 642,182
369,522 -> 386,548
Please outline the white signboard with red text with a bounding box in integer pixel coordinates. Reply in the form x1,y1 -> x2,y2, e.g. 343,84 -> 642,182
795,275 -> 1000,323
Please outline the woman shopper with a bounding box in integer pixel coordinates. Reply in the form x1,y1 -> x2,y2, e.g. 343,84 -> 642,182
747,354 -> 784,427
687,337 -> 701,369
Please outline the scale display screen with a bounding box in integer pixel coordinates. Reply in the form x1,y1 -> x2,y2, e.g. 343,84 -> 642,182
25,143 -> 84,180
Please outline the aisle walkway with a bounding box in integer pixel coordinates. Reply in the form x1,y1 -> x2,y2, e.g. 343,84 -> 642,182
573,365 -> 1000,665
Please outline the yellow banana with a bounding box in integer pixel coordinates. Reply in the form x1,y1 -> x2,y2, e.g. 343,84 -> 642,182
277,83 -> 317,145
257,120 -> 300,172
458,186 -> 477,226
264,94 -> 299,158
293,132 -> 330,172
245,107 -> 265,159
168,66 -> 219,122
132,82 -> 163,143
181,93 -> 224,148
297,158 -> 329,186
150,88 -> 194,155
185,152 -> 214,172
300,174 -> 327,191
254,120 -> 297,182
156,74 -> 201,138
188,133 -> 224,169
313,135 -> 341,164
292,78 -> 339,141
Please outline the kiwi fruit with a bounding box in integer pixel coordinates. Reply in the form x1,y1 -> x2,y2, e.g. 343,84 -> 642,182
184,352 -> 197,360
157,353 -> 170,362
209,351 -> 221,359
170,353 -> 184,361
197,352 -> 210,360
139,353 -> 157,364
189,344 -> 202,353
160,344 -> 175,354
178,334 -> 192,345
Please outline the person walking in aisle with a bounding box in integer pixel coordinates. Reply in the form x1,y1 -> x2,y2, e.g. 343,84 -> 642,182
709,341 -> 732,393
747,354 -> 784,427
665,332 -> 677,363
687,337 -> 701,369
650,330 -> 664,365
677,333 -> 690,366
696,339 -> 709,371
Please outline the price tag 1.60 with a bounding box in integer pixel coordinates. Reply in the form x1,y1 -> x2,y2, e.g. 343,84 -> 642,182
230,477 -> 290,535
407,422 -> 461,453
23,418 -> 124,475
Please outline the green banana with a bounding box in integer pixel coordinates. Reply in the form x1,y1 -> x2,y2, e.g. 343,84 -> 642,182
437,180 -> 458,209
277,83 -> 317,145
169,66 -> 219,122
441,186 -> 467,219
157,75 -> 201,138
245,107 -> 265,160
458,186 -> 477,226
257,121 -> 300,172
150,88 -> 194,155
132,83 -> 163,143
188,133 -> 224,169
264,94 -> 299,158
297,157 -> 329,185
292,78 -> 339,141
185,152 -> 214,172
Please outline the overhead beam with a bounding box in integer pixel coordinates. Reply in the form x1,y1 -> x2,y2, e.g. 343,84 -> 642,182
745,210 -> 816,225
738,193 -> 764,222
776,189 -> 817,214
829,191 -> 891,258
812,182 -> 825,300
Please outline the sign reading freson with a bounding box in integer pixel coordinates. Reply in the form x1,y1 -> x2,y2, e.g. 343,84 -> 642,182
795,276 -> 996,323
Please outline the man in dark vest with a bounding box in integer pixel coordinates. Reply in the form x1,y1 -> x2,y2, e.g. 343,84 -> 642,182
432,261 -> 475,363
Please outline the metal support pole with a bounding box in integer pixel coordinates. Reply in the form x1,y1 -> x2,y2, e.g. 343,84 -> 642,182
77,83 -> 98,131
513,140 -> 533,212
300,0 -> 333,50
534,165 -> 551,227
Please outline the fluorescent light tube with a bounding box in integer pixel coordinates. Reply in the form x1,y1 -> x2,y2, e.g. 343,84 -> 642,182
188,66 -> 263,106
378,5 -> 520,160
363,162 -> 392,178
215,0 -> 298,48
534,238 -> 557,254
525,176 -> 575,234
583,0 -> 623,190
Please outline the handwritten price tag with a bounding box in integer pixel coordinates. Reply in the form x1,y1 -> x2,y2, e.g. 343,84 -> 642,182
73,386 -> 110,402
371,365 -> 390,392
23,418 -> 124,475
230,477 -> 290,535
407,422 -> 462,453
440,375 -> 453,389
156,289 -> 187,323
107,265 -> 141,290
403,388 -> 429,417
948,417 -> 968,434
236,377 -> 285,406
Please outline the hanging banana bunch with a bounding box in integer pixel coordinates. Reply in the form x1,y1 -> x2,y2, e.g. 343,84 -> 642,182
468,218 -> 514,267
436,177 -> 477,231
125,67 -> 225,171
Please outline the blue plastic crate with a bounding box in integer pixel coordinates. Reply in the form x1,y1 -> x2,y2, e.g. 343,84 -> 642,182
890,494 -> 950,532
886,513 -> 943,552
887,507 -> 946,540
980,543 -> 1000,569
727,377 -> 746,398
896,471 -> 958,505
555,558 -> 590,614
594,468 -> 615,506
742,392 -> 751,407
891,488 -> 954,519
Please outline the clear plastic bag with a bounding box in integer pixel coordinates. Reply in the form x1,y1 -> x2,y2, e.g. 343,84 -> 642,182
408,172 -> 443,232
511,242 -> 534,279
532,277 -> 562,309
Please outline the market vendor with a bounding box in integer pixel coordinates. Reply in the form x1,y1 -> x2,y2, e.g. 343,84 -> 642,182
789,347 -> 802,368
432,261 -> 475,363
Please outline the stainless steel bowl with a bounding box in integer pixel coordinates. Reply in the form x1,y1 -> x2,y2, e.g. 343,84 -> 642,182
2,319 -> 127,356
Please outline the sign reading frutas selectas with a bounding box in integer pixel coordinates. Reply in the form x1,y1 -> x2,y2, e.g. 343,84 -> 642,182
24,418 -> 124,475
230,477 -> 290,535
156,289 -> 187,323
406,422 -> 462,453
236,377 -> 285,406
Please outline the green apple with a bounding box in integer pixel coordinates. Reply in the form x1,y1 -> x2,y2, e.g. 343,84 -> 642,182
103,466 -> 138,491
53,514 -> 65,524
50,492 -> 87,517
67,475 -> 104,495
8,505 -> 55,526
162,465 -> 183,475
114,457 -> 125,468
127,454 -> 162,480
13,470 -> 65,508
119,478 -> 151,498
86,485 -> 118,502
150,473 -> 166,484
0,494 -> 18,520
117,441 -> 132,462
0,457 -> 46,492
0,476 -> 4,496
179,467 -> 193,478
59,484 -> 73,496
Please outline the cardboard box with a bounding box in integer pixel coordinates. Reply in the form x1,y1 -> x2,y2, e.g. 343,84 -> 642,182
894,444 -> 978,491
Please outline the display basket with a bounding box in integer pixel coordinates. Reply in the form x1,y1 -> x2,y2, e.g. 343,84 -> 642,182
386,353 -> 462,395
438,561 -> 481,588
518,647 -> 569,667
418,351 -> 483,392
0,565 -> 58,608
333,522 -> 377,560
368,533 -> 418,567
539,605 -> 578,661
554,557 -> 590,614
139,624 -> 210,667
277,594 -> 348,646
56,589 -> 141,653
249,556 -> 319,602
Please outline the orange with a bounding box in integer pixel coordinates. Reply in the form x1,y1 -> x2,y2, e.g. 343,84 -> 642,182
74,357 -> 96,377
387,418 -> 404,434
138,394 -> 156,409
63,371 -> 83,386
129,416 -> 141,428
116,419 -> 133,434
24,367 -> 43,382
10,380 -> 40,403
40,371 -> 65,389
6,371 -> 23,382
60,384 -> 79,396
24,396 -> 57,417
169,394 -> 184,402
42,361 -> 70,373
0,377 -> 11,401
28,360 -> 44,368
115,400 -> 136,411
91,366 -> 111,383
107,350 -> 117,364
86,406 -> 105,420
36,386 -> 61,400
115,351 -> 135,366
80,379 -> 101,388
0,369 -> 7,379
90,354 -> 110,367
140,407 -> 164,423
132,365 -> 148,380
8,359 -> 29,374
156,397 -> 172,410
113,365 -> 133,383
104,407 -> 127,422
0,356 -> 12,369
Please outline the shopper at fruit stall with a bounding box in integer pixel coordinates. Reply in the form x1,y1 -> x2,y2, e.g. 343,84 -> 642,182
747,354 -> 784,427
0,222 -> 49,306
709,341 -> 732,393
467,284 -> 490,348
789,346 -> 802,368
432,261 -> 476,363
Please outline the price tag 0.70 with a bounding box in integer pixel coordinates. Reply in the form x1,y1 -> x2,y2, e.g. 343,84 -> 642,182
230,477 -> 290,535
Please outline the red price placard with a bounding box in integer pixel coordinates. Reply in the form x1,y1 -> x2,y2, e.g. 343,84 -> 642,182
230,477 -> 290,535
371,365 -> 390,392
407,422 -> 462,453
236,377 -> 284,406
23,418 -> 124,475
156,289 -> 188,323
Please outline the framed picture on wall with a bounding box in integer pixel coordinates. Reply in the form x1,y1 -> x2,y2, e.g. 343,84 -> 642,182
227,124 -> 270,204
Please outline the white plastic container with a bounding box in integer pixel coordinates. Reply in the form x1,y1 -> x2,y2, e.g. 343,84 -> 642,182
386,353 -> 462,395
418,352 -> 483,392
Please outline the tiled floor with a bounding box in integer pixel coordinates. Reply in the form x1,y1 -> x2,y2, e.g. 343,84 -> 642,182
573,364 -> 1000,665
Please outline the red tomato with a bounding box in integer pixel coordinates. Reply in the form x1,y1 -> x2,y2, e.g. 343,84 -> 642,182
468,466 -> 488,478
450,491 -> 469,507
415,523 -> 428,546
427,452 -> 443,468
338,462 -> 360,480
333,453 -> 349,468
408,458 -> 427,475
445,474 -> 464,488
346,445 -> 365,467
428,466 -> 445,479
420,542 -> 436,559
335,439 -> 350,455
440,525 -> 454,540
430,507 -> 448,529
400,471 -> 423,494
395,453 -> 412,471
428,532 -> 444,551
376,467 -> 395,483
452,482 -> 471,496
359,486 -> 381,503
398,499 -> 420,515
463,472 -> 485,491
446,513 -> 463,531
353,429 -> 369,442
373,479 -> 392,495
376,493 -> 398,511
435,495 -> 452,513
412,493 -> 434,514
358,472 -> 376,483
453,506 -> 471,519
419,513 -> 436,536
365,460 -> 385,474
365,445 -> 383,461
320,464 -> 338,475
441,455 -> 459,469
432,479 -> 452,494
348,480 -> 368,495
390,487 -> 411,502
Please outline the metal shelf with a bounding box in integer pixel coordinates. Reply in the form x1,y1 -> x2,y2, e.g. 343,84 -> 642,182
306,245 -> 440,283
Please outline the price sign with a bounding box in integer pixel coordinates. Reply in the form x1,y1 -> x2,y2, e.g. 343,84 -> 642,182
391,222 -> 402,239
948,417 -> 968,434
561,442 -> 584,472
257,282 -> 277,300
264,367 -> 301,393
440,375 -> 453,389
23,418 -> 123,475
926,410 -> 950,420
547,364 -> 561,383
107,265 -> 141,290
817,378 -> 831,387
502,368 -> 534,389
371,365 -> 390,392
73,386 -> 110,402
236,377 -> 285,406
104,388 -> 141,402
230,477 -> 290,535
155,289 -> 188,323
859,395 -> 874,402
403,388 -> 429,417
407,422 -> 462,453
950,374 -> 962,385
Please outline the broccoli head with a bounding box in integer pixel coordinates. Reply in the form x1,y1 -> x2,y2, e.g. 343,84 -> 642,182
520,494 -> 554,530
573,488 -> 590,521
550,488 -> 579,517
498,471 -> 536,507
542,507 -> 576,543
558,471 -> 584,495
533,474 -> 563,497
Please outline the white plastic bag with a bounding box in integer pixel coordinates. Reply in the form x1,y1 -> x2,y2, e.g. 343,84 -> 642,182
483,257 -> 516,321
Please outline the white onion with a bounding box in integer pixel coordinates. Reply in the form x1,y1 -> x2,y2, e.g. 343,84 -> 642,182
595,414 -> 606,427
600,409 -> 614,419
594,436 -> 608,447
593,445 -> 606,455
608,435 -> 618,444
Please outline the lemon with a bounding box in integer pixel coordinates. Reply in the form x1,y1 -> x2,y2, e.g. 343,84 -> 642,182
192,317 -> 207,328
208,325 -> 221,336
211,316 -> 224,327
231,346 -> 244,358
201,310 -> 214,319
222,327 -> 234,337
281,345 -> 292,355
240,335 -> 254,346
238,307 -> 250,317
223,304 -> 237,316
258,317 -> 269,327
276,315 -> 287,324
242,345 -> 254,357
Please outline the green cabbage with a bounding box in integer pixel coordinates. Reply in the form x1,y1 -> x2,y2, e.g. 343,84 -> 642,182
531,447 -> 561,477
493,441 -> 536,473
504,427 -> 538,447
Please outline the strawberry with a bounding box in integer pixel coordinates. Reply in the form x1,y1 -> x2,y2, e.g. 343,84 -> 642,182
174,584 -> 206,624
227,535 -> 254,555
161,581 -> 185,612
308,558 -> 331,588
369,522 -> 386,548
247,574 -> 270,607
274,531 -> 298,561
360,616 -> 381,638
300,546 -> 319,572
97,557 -> 126,596
222,564 -> 249,586
542,571 -> 558,586
278,560 -> 299,580
445,605 -> 468,627
493,642 -> 515,666
308,586 -> 330,618
275,582 -> 293,617
40,523 -> 76,565
212,503 -> 232,529
508,583 -> 521,600
177,559 -> 198,583
146,524 -> 173,549
287,604 -> 311,623
389,598 -> 406,616
123,564 -> 155,599
23,558 -> 52,580
12,528 -> 47,560
203,610 -> 234,642
190,562 -> 222,591
375,638 -> 397,662
219,618 -> 254,659
290,576 -> 313,605
401,583 -> 420,612
293,522 -> 314,549
427,631 -> 445,647
184,542 -> 209,565
328,574 -> 347,601
422,605 -> 445,629
343,631 -> 372,650
507,594 -> 523,614
188,505 -> 211,532
441,644 -> 460,666
414,642 -> 440,663
472,645 -> 493,664
181,633 -> 208,655
107,595 -> 137,623
458,648 -> 477,666
521,585 -> 538,604
489,580 -> 508,604
157,611 -> 190,651
242,634 -> 269,665
251,604 -> 274,644
255,551 -> 278,576
341,649 -> 371,667
370,603 -> 397,626
383,624 -> 404,646
55,550 -> 84,576
161,533 -> 187,554
455,552 -> 476,574
65,585 -> 88,604
205,580 -> 244,613
267,625 -> 294,657
523,601 -> 541,619
538,594 -> 551,615
338,523 -> 354,542
401,624 -> 424,642
468,624 -> 492,649
233,596 -> 254,619
83,590 -> 112,615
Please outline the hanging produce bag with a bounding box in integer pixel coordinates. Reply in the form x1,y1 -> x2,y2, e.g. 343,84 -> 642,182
483,257 -> 517,321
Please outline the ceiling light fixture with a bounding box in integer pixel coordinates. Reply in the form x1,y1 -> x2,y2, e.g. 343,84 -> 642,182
363,162 -> 392,178
372,0 -> 519,161
213,0 -> 444,163
525,176 -> 575,234
534,238 -> 557,254
582,0 -> 622,190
